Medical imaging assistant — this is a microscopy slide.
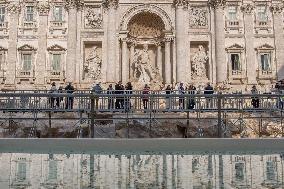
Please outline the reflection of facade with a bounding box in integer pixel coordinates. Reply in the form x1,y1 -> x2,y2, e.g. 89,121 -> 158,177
0,0 -> 284,90
0,153 -> 283,188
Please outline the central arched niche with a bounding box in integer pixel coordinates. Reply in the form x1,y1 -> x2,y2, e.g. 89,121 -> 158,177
127,12 -> 165,39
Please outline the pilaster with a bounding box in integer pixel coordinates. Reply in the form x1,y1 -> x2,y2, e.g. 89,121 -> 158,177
121,37 -> 128,83
165,37 -> 172,84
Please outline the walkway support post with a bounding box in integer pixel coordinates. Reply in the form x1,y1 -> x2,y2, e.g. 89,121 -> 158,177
90,95 -> 95,138
217,93 -> 222,138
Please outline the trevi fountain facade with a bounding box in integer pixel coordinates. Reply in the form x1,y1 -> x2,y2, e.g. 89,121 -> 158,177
0,0 -> 284,90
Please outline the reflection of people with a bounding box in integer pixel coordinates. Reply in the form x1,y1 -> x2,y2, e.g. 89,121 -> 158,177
192,45 -> 209,79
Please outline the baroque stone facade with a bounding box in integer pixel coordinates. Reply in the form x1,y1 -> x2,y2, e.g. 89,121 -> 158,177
0,0 -> 284,90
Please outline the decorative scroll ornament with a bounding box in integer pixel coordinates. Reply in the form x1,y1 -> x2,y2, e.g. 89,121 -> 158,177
191,45 -> 209,80
85,8 -> 103,29
102,0 -> 119,9
7,3 -> 21,14
37,3 -> 50,16
189,7 -> 208,28
270,4 -> 284,14
173,0 -> 188,9
208,0 -> 226,9
84,46 -> 102,80
65,0 -> 84,10
240,4 -> 254,14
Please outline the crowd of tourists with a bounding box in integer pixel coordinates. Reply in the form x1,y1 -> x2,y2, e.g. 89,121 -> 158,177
47,80 -> 284,110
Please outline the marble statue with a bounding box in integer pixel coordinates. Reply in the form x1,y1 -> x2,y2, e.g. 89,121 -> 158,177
191,45 -> 209,79
84,46 -> 102,80
85,9 -> 103,29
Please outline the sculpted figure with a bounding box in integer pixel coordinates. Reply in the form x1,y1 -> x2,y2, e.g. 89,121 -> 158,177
192,45 -> 209,79
86,9 -> 102,28
84,46 -> 102,80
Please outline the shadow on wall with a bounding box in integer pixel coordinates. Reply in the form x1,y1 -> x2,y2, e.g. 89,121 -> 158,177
278,65 -> 284,80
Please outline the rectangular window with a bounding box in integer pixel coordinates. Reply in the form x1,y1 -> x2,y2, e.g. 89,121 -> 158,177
261,53 -> 270,71
22,54 -> 32,71
231,54 -> 241,71
48,160 -> 58,180
228,6 -> 237,20
53,6 -> 63,22
257,6 -> 268,21
266,161 -> 276,181
0,7 -> 5,23
17,162 -> 27,181
235,162 -> 245,181
26,6 -> 34,22
52,54 -> 61,71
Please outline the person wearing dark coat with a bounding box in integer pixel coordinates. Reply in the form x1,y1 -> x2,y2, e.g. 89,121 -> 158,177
65,82 -> 75,109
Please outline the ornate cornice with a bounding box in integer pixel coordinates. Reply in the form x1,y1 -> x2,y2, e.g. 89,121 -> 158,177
7,3 -> 21,14
270,3 -> 284,14
102,0 -> 119,10
173,0 -> 188,9
208,0 -> 226,9
65,0 -> 84,10
37,3 -> 50,16
241,4 -> 254,14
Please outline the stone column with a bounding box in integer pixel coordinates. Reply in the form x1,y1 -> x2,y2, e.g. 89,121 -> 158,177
242,4 -> 256,84
121,38 -> 129,83
271,4 -> 284,80
210,1 -> 226,84
65,1 -> 79,83
36,3 -> 49,87
6,4 -> 20,87
129,42 -> 135,79
165,38 -> 171,84
75,7 -> 83,85
105,0 -> 118,82
174,0 -> 188,83
156,42 -> 163,76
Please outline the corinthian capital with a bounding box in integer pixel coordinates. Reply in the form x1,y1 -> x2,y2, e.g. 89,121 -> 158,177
173,0 -> 188,9
37,3 -> 50,16
65,0 -> 84,10
7,3 -> 21,14
208,0 -> 226,9
102,0 -> 119,9
270,3 -> 284,14
241,4 -> 255,14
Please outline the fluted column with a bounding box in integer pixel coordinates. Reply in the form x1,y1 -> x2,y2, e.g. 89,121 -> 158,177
271,3 -> 284,80
242,4 -> 256,84
210,1 -> 226,83
156,42 -> 163,76
65,1 -> 80,83
174,0 -> 188,83
36,3 -> 49,86
165,38 -> 171,84
6,3 -> 20,86
121,38 -> 129,83
105,0 -> 118,82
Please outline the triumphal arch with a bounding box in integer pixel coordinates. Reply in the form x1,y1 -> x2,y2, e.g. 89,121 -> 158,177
0,0 -> 284,91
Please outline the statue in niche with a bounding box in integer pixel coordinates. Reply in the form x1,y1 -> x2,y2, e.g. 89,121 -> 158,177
133,44 -> 155,83
84,46 -> 102,80
191,45 -> 209,79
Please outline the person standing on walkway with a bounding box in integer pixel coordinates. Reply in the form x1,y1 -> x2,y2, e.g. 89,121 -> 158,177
251,85 -> 260,108
65,82 -> 75,109
107,84 -> 114,110
142,84 -> 150,111
165,85 -> 172,110
204,83 -> 214,108
49,82 -> 57,108
187,84 -> 196,109
115,81 -> 124,109
125,82 -> 133,111
92,82 -> 102,110
178,83 -> 185,109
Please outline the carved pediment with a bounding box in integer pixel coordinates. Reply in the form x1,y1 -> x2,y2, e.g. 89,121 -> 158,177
255,43 -> 274,50
0,46 -> 7,51
226,43 -> 244,50
47,44 -> 66,51
18,44 -> 37,51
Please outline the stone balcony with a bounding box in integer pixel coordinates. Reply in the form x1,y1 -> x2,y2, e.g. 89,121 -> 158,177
225,20 -> 243,34
49,21 -> 67,34
229,70 -> 247,84
255,20 -> 272,33
0,21 -> 8,29
256,69 -> 276,81
23,21 -> 37,29
16,70 -> 35,84
46,70 -> 66,84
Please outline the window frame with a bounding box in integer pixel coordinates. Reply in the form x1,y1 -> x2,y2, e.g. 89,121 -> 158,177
0,6 -> 5,23
227,6 -> 238,21
25,6 -> 34,22
22,54 -> 32,71
53,6 -> 63,22
256,5 -> 268,22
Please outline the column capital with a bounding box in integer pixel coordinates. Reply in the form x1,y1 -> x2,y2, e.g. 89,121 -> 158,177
270,3 -> 284,14
102,0 -> 119,10
208,0 -> 226,9
7,3 -> 21,14
173,0 -> 188,9
65,0 -> 84,10
37,3 -> 50,16
240,4 -> 255,14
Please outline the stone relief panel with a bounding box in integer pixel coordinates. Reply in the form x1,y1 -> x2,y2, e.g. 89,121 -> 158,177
83,43 -> 102,81
189,7 -> 208,28
84,6 -> 103,29
190,42 -> 209,81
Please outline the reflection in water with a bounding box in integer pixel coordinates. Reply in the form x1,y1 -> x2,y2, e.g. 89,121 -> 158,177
0,153 -> 283,188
